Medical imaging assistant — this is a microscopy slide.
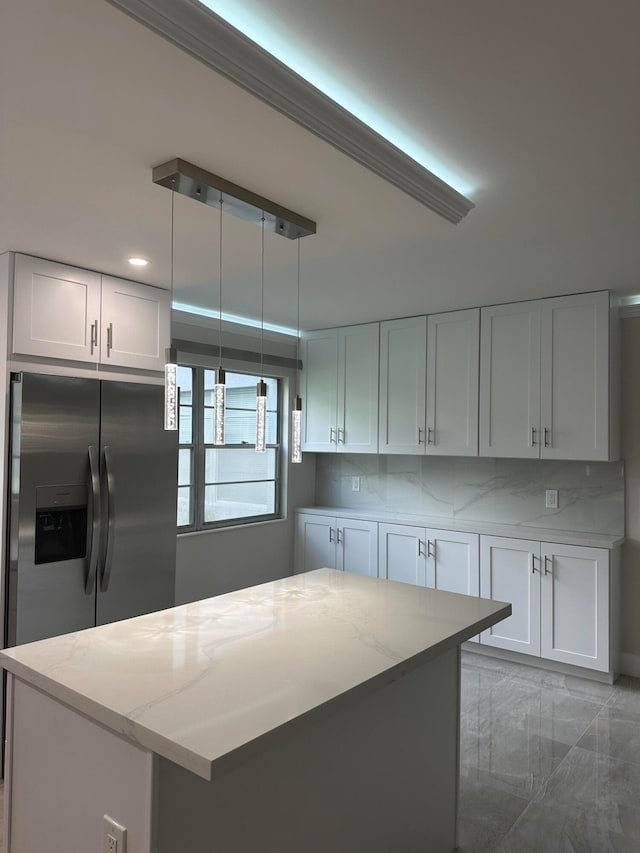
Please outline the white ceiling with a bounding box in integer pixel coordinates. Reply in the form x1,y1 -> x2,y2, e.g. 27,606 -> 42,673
1,0 -> 639,333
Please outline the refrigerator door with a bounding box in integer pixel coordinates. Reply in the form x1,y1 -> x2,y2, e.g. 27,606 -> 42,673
7,374 -> 100,646
96,381 -> 177,625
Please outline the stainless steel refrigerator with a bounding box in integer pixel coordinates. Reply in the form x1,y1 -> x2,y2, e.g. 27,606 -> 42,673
5,372 -> 177,647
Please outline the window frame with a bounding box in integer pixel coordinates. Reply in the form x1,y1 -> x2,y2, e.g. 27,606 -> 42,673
177,363 -> 282,533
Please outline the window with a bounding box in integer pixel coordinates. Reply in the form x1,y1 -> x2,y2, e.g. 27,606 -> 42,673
177,366 -> 280,530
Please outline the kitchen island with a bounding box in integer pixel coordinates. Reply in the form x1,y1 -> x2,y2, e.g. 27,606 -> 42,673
0,569 -> 509,853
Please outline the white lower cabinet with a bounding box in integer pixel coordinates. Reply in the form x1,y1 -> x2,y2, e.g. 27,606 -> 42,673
480,535 -> 610,672
295,513 -> 377,578
379,523 -> 480,642
540,542 -> 609,672
480,536 -> 541,656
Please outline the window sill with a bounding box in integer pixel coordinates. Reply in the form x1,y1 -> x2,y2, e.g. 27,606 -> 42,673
177,515 -> 287,537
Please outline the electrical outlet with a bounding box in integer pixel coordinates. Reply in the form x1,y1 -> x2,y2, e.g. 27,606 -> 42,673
545,489 -> 558,509
352,476 -> 360,492
103,817 -> 127,853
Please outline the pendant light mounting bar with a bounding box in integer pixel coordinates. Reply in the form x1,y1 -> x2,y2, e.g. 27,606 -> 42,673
153,158 -> 316,239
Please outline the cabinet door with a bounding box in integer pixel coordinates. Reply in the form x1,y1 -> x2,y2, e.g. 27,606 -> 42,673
540,543 -> 609,671
427,530 -> 479,595
100,276 -> 170,371
540,292 -> 610,461
480,536 -> 541,656
337,324 -> 379,453
479,302 -> 541,458
378,523 -> 426,586
294,513 -> 336,573
379,317 -> 427,454
336,517 -> 378,577
426,309 -> 479,456
301,329 -> 338,452
427,529 -> 479,642
13,254 -> 101,362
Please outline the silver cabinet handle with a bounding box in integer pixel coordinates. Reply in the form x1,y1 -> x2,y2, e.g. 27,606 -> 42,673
100,446 -> 116,592
427,540 -> 435,558
531,553 -> 538,574
418,427 -> 425,445
544,555 -> 552,576
417,539 -> 425,557
329,427 -> 336,444
90,320 -> 98,355
544,427 -> 551,448
86,445 -> 101,594
329,527 -> 334,543
337,427 -> 345,444
531,426 -> 537,447
106,322 -> 113,356
427,427 -> 434,445
337,528 -> 343,544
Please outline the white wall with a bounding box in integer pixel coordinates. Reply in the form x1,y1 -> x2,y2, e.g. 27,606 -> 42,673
173,318 -> 316,604
621,317 -> 640,671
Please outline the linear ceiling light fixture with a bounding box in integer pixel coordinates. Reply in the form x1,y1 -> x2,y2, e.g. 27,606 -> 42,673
112,0 -> 474,223
153,159 -> 316,239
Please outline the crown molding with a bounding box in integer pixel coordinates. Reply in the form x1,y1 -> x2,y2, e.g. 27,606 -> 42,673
107,0 -> 474,224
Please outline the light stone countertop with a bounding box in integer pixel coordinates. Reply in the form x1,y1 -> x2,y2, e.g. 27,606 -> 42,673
298,507 -> 624,549
0,569 -> 509,781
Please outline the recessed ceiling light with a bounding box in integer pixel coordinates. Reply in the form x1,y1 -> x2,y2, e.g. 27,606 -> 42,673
128,257 -> 150,267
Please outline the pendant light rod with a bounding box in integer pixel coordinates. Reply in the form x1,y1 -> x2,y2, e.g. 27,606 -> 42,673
153,158 -> 316,240
213,196 -> 226,446
164,185 -> 178,430
260,214 -> 265,380
296,238 -> 301,380
256,214 -> 267,454
218,197 -> 223,368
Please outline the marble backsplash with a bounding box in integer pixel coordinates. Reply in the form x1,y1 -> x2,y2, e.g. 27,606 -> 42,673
315,455 -> 625,536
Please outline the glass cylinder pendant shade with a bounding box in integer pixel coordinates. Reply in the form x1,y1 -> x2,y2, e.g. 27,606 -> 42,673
164,346 -> 178,431
256,380 -> 267,453
291,395 -> 303,464
213,367 -> 226,446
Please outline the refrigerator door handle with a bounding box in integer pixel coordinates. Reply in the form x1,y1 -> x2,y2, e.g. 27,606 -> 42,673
86,445 -> 101,594
100,445 -> 116,593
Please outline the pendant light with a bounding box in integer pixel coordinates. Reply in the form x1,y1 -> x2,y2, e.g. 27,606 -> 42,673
164,186 -> 178,431
256,214 -> 267,453
213,197 -> 226,445
291,237 -> 303,464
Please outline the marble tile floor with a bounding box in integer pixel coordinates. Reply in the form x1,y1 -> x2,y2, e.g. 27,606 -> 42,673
0,654 -> 638,852
459,651 -> 640,852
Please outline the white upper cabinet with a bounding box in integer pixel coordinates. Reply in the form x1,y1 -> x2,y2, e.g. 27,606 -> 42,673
540,542 -> 609,671
426,309 -> 479,456
13,255 -> 101,363
302,324 -> 379,454
378,310 -> 479,457
379,317 -> 427,454
540,292 -> 610,461
479,300 -> 541,458
100,276 -> 170,372
11,255 -> 170,372
337,324 -> 380,453
301,329 -> 338,452
480,292 -> 616,461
